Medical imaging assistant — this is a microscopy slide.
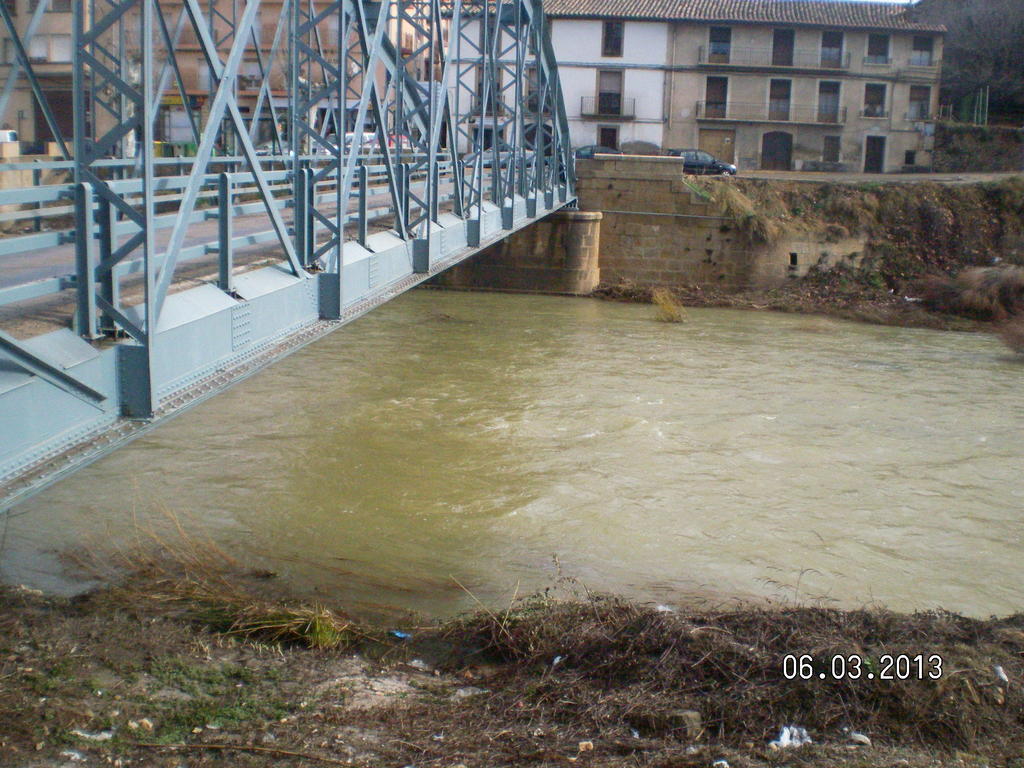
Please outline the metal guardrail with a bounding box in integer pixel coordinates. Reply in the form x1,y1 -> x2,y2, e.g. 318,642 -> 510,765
698,46 -> 850,70
696,101 -> 847,124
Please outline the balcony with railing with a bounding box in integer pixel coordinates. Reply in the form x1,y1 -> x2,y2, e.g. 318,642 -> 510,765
698,46 -> 851,70
238,75 -> 264,91
907,53 -> 938,69
901,54 -> 941,79
580,94 -> 636,120
696,101 -> 847,125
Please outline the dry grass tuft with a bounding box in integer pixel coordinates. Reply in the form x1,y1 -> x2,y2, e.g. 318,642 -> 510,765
210,603 -> 355,650
702,181 -> 788,244
915,266 -> 1024,320
73,508 -> 362,650
997,316 -> 1024,354
652,287 -> 686,322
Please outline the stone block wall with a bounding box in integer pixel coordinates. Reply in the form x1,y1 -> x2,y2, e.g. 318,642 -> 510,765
436,156 -> 870,295
576,156 -> 763,288
430,210 -> 602,295
576,155 -> 866,289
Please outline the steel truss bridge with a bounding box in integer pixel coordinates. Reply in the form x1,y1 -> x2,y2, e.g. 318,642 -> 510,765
0,0 -> 575,510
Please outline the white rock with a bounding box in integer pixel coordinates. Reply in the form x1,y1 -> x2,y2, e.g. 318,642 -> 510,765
453,686 -> 488,698
769,725 -> 812,749
71,728 -> 114,741
850,731 -> 872,746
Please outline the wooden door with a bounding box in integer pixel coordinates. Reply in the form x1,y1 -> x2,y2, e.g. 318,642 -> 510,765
699,129 -> 735,163
772,29 -> 795,66
761,131 -> 793,170
769,79 -> 791,121
704,76 -> 728,118
597,70 -> 623,116
864,136 -> 886,173
817,82 -> 840,123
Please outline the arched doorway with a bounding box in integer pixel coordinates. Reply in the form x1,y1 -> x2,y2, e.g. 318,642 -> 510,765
761,131 -> 793,170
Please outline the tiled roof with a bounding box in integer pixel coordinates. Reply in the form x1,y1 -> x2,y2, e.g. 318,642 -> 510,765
542,0 -> 947,32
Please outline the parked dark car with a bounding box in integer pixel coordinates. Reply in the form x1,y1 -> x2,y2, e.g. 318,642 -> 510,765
665,148 -> 737,175
574,145 -> 623,159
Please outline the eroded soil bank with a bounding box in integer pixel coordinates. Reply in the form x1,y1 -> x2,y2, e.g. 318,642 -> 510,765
2,573 -> 1023,768
596,176 -> 1024,332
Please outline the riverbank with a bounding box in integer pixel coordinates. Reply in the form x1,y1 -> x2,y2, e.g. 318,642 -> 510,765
3,563 -> 1023,768
584,172 -> 1024,333
592,274 -> 987,331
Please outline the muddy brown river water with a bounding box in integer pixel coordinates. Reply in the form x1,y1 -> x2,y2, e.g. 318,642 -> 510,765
2,291 -> 1022,618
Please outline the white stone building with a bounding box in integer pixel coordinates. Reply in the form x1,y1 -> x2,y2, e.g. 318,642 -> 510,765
550,16 -> 669,151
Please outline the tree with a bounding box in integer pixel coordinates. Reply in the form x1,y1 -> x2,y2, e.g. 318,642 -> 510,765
910,0 -> 1024,122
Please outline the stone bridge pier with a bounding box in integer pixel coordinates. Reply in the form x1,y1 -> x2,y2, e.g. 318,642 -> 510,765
430,210 -> 603,295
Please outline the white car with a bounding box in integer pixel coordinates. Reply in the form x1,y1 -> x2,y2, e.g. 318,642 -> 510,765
345,132 -> 381,152
313,132 -> 380,156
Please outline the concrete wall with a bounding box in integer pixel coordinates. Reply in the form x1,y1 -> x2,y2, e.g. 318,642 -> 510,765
575,155 -> 867,289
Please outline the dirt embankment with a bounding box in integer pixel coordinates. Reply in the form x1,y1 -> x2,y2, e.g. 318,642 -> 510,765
597,176 -> 1024,333
933,124 -> 1024,174
3,571 -> 1023,768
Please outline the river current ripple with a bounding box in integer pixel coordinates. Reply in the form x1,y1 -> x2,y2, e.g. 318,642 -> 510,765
3,291 -> 1022,618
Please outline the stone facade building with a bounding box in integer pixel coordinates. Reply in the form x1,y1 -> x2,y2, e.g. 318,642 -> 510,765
546,0 -> 945,172
0,0 -> 441,153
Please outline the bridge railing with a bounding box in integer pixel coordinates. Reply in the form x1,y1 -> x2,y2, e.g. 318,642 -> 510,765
0,153 -> 467,307
0,147 -> 545,309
